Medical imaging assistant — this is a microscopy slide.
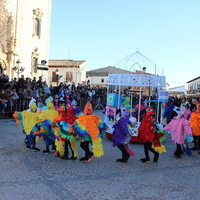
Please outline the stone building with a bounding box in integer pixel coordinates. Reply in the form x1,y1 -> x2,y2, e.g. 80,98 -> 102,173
86,66 -> 135,87
0,0 -> 52,80
48,59 -> 87,86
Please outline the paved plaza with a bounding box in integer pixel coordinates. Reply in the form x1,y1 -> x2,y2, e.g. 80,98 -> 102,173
0,110 -> 200,200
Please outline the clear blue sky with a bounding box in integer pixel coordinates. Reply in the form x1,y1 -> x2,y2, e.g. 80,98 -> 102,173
49,0 -> 200,88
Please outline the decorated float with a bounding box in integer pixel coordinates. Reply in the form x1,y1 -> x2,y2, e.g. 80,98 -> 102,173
104,51 -> 167,142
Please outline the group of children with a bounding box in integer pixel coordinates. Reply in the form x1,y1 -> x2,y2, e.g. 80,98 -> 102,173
13,97 -> 107,163
13,96 -> 200,164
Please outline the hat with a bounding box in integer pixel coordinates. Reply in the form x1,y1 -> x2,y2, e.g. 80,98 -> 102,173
84,101 -> 93,115
29,98 -> 37,112
173,107 -> 184,118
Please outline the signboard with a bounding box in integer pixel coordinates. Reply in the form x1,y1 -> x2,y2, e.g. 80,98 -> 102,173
106,93 -> 122,107
159,90 -> 168,102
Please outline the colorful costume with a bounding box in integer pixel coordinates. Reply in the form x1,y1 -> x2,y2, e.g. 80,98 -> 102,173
73,101 -> 108,162
163,107 -> 193,158
189,102 -> 200,153
138,107 -> 166,163
56,105 -> 79,160
112,107 -> 135,162
30,97 -> 59,154
13,98 -> 40,152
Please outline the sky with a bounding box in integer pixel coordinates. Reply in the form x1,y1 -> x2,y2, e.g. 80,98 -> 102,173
49,0 -> 200,89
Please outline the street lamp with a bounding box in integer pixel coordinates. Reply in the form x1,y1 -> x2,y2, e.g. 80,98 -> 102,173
55,68 -> 62,86
37,60 -> 48,77
142,66 -> 146,72
13,59 -> 25,80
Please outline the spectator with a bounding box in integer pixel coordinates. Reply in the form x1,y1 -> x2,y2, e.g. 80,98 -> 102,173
36,76 -> 43,88
30,86 -> 39,99
0,89 -> 8,113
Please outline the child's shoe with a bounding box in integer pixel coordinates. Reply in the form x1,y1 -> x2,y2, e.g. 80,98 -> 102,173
174,152 -> 181,158
54,151 -> 59,157
116,158 -> 127,162
26,145 -> 31,149
153,152 -> 159,163
43,149 -> 50,154
60,155 -> 69,160
140,157 -> 150,163
85,155 -> 94,162
70,156 -> 77,160
79,157 -> 88,161
32,147 -> 40,152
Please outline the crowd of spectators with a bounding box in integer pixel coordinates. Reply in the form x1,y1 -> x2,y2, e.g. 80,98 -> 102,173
0,73 -> 107,114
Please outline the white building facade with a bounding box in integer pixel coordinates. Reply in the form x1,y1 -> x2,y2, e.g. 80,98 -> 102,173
187,76 -> 200,94
48,60 -> 87,86
0,0 -> 52,80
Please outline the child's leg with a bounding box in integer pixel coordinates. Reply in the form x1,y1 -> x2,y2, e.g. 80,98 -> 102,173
176,143 -> 183,154
196,136 -> 200,153
68,142 -> 76,160
80,141 -> 93,161
116,143 -> 130,162
32,137 -> 40,152
146,141 -> 159,162
140,142 -> 150,162
191,136 -> 198,150
174,143 -> 182,158
61,141 -> 69,159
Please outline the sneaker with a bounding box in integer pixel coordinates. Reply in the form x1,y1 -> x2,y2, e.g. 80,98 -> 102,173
153,152 -> 159,163
79,157 -> 88,161
60,155 -> 69,160
32,147 -> 40,152
26,145 -> 31,149
54,151 -> 60,157
174,152 -> 181,158
43,149 -> 50,154
85,155 -> 94,163
116,158 -> 127,163
70,156 -> 77,160
140,157 -> 150,163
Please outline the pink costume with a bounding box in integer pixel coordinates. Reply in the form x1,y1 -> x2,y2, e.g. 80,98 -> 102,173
163,108 -> 192,145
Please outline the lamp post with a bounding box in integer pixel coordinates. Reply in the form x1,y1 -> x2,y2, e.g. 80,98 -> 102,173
37,60 -> 48,77
13,59 -> 25,80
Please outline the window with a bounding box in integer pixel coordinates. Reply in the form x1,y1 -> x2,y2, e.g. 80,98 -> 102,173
101,78 -> 104,83
34,18 -> 40,36
52,71 -> 57,82
33,8 -> 43,38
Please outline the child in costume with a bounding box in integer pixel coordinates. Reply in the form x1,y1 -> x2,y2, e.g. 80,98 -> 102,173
37,97 -> 59,154
138,107 -> 166,163
13,98 -> 40,152
189,102 -> 200,153
163,107 -> 193,158
163,98 -> 175,124
112,107 -> 135,162
56,105 -> 79,160
73,101 -> 108,162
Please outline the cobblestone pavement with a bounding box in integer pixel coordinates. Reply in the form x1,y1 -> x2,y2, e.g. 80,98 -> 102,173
0,110 -> 200,200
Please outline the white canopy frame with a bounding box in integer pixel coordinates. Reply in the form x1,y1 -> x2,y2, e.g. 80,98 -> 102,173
108,73 -> 166,122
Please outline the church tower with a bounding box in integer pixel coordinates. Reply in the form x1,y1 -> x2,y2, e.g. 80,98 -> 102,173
0,0 -> 52,80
